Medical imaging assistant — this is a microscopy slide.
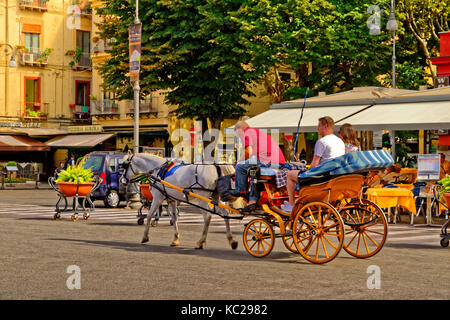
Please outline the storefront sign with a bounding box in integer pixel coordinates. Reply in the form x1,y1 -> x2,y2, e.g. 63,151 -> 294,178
373,130 -> 383,148
116,136 -> 134,151
142,147 -> 165,158
67,125 -> 103,133
0,121 -> 41,128
129,23 -> 142,83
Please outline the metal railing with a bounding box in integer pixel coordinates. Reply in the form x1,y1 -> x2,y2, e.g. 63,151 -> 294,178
18,0 -> 48,10
125,98 -> 158,114
90,99 -> 120,115
78,52 -> 91,67
18,48 -> 50,65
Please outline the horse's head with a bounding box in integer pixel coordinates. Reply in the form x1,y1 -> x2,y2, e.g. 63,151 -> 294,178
120,151 -> 167,185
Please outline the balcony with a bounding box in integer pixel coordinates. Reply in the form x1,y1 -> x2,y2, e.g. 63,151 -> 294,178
23,102 -> 49,120
18,48 -> 52,67
92,39 -> 113,54
71,104 -> 91,123
125,99 -> 158,117
68,52 -> 91,70
18,0 -> 48,12
90,100 -> 120,116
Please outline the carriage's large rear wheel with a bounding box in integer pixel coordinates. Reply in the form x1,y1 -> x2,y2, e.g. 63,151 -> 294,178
292,201 -> 344,264
338,199 -> 388,258
243,219 -> 275,258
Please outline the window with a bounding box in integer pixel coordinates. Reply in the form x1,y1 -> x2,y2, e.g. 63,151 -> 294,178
24,33 -> 39,54
82,155 -> 104,172
75,81 -> 90,106
108,158 -> 117,172
25,77 -> 41,110
76,30 -> 90,52
76,30 -> 91,66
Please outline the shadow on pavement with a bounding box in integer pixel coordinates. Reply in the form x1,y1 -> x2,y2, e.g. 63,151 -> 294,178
45,237 -> 309,264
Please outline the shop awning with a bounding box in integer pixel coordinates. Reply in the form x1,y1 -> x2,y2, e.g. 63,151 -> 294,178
244,105 -> 372,133
0,135 -> 50,151
16,128 -> 68,136
45,133 -> 114,147
338,101 -> 450,131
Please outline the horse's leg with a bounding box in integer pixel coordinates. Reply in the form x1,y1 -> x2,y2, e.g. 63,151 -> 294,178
220,208 -> 238,250
141,192 -> 164,244
195,210 -> 212,249
212,194 -> 238,250
168,200 -> 180,247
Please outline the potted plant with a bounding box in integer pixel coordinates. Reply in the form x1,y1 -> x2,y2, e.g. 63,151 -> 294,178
438,175 -> 450,208
65,49 -> 76,56
55,165 -> 95,197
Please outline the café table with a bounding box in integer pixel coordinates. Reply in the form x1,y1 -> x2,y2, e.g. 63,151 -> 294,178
365,187 -> 417,223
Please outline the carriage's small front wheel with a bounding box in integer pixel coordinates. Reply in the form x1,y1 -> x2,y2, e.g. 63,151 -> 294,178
243,219 -> 275,258
282,221 -> 299,254
292,201 -> 344,264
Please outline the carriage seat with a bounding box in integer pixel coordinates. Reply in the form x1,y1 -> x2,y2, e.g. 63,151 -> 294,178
298,150 -> 394,187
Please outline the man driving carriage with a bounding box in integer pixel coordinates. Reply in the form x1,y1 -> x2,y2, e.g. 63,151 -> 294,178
231,121 -> 285,212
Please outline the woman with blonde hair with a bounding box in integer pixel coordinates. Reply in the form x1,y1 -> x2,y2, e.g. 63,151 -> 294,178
338,123 -> 360,153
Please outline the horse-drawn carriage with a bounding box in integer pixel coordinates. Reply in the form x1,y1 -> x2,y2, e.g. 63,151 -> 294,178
121,149 -> 394,264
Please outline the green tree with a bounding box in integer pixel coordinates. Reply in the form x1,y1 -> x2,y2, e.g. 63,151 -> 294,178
96,0 -> 275,134
397,0 -> 450,82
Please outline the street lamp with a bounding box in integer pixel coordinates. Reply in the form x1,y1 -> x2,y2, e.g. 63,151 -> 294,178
1,44 -> 17,68
368,1 -> 398,88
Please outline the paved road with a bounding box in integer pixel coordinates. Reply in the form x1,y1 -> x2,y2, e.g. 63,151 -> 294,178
0,189 -> 448,300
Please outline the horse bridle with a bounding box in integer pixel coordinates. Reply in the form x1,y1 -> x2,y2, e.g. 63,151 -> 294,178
120,154 -> 138,185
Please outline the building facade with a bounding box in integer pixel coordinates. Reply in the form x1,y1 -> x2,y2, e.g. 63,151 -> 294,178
0,0 -> 93,128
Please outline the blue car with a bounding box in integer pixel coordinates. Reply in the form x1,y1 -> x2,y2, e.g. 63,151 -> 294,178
81,151 -> 127,207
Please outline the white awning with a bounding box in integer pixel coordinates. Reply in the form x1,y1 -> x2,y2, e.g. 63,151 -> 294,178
245,105 -> 371,133
339,101 -> 450,131
46,133 -> 114,147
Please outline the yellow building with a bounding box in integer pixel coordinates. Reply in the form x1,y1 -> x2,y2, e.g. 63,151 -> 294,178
0,0 -> 93,129
89,0 -> 276,161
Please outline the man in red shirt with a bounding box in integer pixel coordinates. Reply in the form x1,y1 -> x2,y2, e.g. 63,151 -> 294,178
232,121 -> 285,212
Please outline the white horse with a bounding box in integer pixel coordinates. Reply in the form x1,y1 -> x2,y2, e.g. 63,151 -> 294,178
122,152 -> 238,250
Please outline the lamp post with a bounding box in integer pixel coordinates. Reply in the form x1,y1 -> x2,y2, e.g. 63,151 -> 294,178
1,44 -> 17,68
368,1 -> 398,160
368,0 -> 398,88
132,0 -> 140,154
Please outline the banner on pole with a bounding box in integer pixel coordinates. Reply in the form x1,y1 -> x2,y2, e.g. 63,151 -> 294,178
129,23 -> 142,83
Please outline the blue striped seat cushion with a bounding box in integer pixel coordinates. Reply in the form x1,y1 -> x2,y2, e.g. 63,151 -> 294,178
298,150 -> 394,179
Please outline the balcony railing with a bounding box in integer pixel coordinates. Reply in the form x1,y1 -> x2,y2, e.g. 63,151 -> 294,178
23,102 -> 49,120
70,52 -> 91,70
18,48 -> 51,66
18,0 -> 48,11
90,100 -> 120,115
125,99 -> 158,114
71,104 -> 91,123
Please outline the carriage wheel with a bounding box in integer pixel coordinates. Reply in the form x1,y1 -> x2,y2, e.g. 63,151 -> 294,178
243,219 -> 275,258
282,221 -> 299,254
292,202 -> 344,264
338,199 -> 388,258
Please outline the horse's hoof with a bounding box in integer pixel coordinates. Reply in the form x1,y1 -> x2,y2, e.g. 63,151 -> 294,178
170,240 -> 179,247
231,241 -> 238,250
151,221 -> 158,227
141,237 -> 149,244
195,243 -> 204,249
